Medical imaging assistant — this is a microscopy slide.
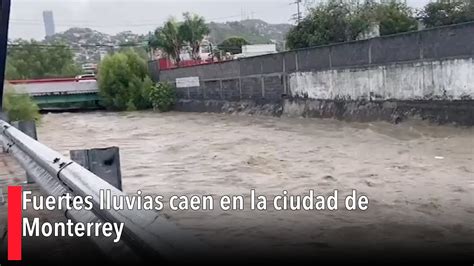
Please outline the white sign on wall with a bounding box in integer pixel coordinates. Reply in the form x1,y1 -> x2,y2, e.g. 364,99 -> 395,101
176,77 -> 200,88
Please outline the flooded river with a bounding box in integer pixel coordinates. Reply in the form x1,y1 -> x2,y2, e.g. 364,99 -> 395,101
37,111 -> 473,259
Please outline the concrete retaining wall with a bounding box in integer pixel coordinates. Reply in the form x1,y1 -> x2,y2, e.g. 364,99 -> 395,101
289,58 -> 473,101
154,22 -> 474,125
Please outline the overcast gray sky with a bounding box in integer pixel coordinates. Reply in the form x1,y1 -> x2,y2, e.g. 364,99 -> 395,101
8,0 -> 432,40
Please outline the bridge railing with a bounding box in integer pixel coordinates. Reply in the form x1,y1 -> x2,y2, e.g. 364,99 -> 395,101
0,119 -> 206,262
8,78 -> 99,96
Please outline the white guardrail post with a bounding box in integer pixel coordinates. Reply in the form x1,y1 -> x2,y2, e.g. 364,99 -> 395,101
0,119 -> 206,262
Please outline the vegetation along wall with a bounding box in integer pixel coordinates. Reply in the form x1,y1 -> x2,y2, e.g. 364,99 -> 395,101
153,22 -> 474,125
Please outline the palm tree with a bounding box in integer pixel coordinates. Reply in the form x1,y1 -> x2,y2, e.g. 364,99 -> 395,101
179,12 -> 210,60
149,18 -> 183,65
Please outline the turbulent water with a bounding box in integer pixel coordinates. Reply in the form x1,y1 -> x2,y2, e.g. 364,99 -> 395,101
37,111 -> 474,258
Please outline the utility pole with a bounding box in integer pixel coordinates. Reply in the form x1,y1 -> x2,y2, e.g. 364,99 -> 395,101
291,0 -> 302,24
0,0 -> 11,111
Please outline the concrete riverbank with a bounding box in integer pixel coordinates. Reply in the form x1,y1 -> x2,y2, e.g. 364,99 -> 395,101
153,22 -> 474,126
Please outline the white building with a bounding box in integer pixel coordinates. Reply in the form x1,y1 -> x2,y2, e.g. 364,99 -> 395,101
234,44 -> 277,58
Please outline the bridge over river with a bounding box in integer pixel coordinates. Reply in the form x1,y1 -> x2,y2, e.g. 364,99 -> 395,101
8,77 -> 100,111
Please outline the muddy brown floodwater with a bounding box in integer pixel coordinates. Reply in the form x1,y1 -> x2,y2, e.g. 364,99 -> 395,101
38,111 -> 473,260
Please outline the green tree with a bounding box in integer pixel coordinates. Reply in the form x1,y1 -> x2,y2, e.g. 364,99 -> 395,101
218,37 -> 249,54
3,85 -> 41,122
6,61 -> 19,79
179,12 -> 210,60
374,1 -> 418,36
98,50 -> 153,111
6,39 -> 80,80
420,0 -> 474,28
149,13 -> 210,63
149,19 -> 183,64
286,1 -> 419,49
286,1 -> 370,49
118,46 -> 149,62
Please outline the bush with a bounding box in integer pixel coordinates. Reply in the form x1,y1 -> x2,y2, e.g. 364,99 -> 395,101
420,0 -> 474,28
149,82 -> 176,112
3,85 -> 41,122
98,50 -> 153,111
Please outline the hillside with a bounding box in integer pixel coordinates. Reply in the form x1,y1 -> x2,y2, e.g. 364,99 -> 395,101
45,28 -> 147,46
40,19 -> 292,64
208,19 -> 292,49
44,28 -> 148,64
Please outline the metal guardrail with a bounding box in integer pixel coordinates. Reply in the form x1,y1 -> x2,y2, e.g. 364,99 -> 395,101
0,119 -> 206,262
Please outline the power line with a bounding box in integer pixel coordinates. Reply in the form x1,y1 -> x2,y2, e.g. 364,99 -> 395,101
6,42 -> 148,52
10,14 -> 246,28
7,42 -> 145,47
9,4 -> 292,29
7,42 -> 254,53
